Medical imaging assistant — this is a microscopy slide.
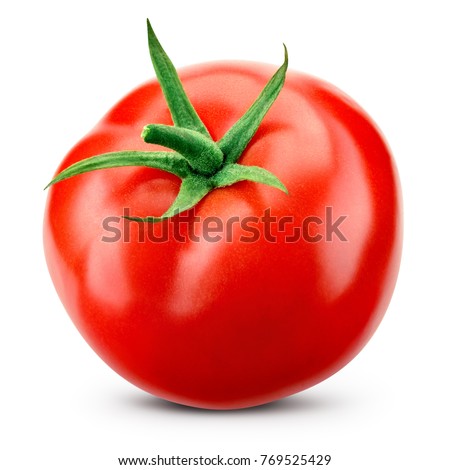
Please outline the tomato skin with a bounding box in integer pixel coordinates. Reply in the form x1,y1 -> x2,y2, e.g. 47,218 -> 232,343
44,62 -> 402,409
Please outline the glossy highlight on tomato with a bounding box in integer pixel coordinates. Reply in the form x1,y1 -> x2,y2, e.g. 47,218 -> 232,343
44,20 -> 402,409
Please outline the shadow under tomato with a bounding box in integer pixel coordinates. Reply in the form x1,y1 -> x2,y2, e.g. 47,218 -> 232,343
123,389 -> 350,416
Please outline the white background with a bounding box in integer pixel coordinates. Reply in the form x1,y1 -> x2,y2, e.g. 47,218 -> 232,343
1,1 -> 449,468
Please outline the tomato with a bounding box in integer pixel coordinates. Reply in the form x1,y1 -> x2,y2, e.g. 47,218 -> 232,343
44,21 -> 402,409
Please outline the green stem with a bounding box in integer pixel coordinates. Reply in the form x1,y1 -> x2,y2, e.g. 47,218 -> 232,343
45,151 -> 190,189
146,19 -> 211,137
142,124 -> 223,176
219,45 -> 288,164
125,175 -> 212,223
46,19 -> 290,222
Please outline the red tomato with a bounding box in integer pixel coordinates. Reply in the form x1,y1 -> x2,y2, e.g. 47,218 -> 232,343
44,53 -> 401,409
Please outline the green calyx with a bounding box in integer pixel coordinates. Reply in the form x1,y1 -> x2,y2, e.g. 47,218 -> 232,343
46,19 -> 289,222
